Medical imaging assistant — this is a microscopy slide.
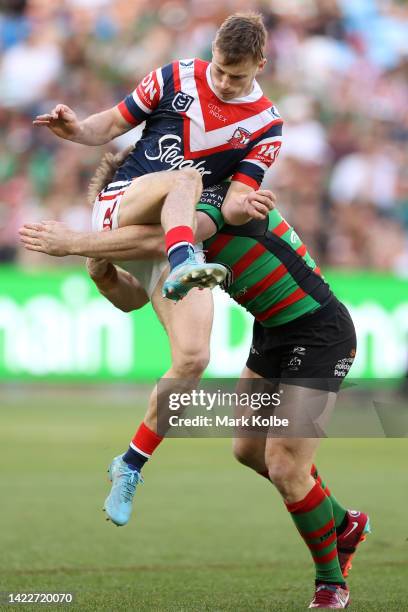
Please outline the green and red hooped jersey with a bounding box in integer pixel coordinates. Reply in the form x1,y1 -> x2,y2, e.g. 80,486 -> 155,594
198,183 -> 333,328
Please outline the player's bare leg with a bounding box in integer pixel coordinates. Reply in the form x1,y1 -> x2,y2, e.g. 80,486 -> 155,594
233,368 -> 354,608
144,274 -> 213,432
104,270 -> 213,526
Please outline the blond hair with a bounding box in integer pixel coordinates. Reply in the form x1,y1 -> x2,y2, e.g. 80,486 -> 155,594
87,146 -> 133,204
214,12 -> 267,64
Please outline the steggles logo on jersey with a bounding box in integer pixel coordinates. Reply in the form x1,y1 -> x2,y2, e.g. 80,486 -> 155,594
145,134 -> 212,177
172,92 -> 194,113
208,103 -> 228,123
228,127 -> 251,149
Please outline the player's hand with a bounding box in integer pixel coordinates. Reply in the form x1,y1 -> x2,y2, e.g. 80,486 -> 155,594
243,189 -> 276,220
86,257 -> 110,281
19,220 -> 75,256
33,104 -> 81,140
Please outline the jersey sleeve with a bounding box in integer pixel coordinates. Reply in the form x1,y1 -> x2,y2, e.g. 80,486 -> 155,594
231,119 -> 283,190
117,66 -> 166,126
196,183 -> 230,232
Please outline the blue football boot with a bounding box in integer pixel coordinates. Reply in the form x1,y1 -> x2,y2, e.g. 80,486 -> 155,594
162,250 -> 227,301
103,455 -> 143,526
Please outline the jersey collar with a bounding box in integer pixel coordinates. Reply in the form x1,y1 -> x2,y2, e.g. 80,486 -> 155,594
206,63 -> 263,104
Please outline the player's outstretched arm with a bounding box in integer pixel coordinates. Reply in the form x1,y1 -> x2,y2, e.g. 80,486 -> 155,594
19,221 -> 165,260
222,182 -> 276,224
33,104 -> 132,145
19,210 -> 217,260
87,258 -> 149,312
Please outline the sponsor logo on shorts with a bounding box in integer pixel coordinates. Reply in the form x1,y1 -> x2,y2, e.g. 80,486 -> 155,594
288,357 -> 302,371
292,346 -> 306,355
250,344 -> 260,355
334,356 -> 354,377
172,92 -> 194,113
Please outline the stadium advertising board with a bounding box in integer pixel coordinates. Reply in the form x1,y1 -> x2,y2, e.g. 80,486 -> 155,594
0,267 -> 407,381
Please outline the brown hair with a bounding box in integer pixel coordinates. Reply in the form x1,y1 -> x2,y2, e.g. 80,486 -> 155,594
87,145 -> 133,205
214,12 -> 267,65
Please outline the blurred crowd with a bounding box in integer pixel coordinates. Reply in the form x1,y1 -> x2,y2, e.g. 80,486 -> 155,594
1,0 -> 408,272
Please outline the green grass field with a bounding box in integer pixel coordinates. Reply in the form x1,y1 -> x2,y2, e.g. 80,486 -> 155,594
0,389 -> 406,611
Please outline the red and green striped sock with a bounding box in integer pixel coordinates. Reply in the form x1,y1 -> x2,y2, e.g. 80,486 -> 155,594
286,481 -> 345,585
311,464 -> 347,532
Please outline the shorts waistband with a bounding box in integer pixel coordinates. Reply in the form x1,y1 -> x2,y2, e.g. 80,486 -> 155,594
266,296 -> 339,332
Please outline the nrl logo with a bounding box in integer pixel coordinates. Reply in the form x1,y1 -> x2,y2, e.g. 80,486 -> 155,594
228,127 -> 251,149
172,91 -> 194,113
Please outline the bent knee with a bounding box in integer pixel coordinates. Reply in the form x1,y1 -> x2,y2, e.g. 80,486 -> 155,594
233,438 -> 259,467
175,169 -> 203,197
266,447 -> 308,490
173,350 -> 210,377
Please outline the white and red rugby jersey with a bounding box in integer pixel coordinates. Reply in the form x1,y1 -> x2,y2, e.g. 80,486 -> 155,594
115,58 -> 283,189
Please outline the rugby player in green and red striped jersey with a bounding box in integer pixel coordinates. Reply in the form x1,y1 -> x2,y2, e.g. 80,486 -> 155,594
20,181 -> 370,609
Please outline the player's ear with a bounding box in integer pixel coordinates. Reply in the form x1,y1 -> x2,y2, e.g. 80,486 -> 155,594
257,58 -> 267,73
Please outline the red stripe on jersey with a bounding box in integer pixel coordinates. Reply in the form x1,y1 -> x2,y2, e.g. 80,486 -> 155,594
255,287 -> 307,321
314,267 -> 322,276
236,263 -> 287,305
99,190 -> 125,201
231,172 -> 259,190
207,234 -> 234,259
232,243 -> 266,278
173,61 -> 181,92
296,244 -> 307,257
117,101 -> 139,126
272,219 -> 290,237
186,118 -> 283,159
